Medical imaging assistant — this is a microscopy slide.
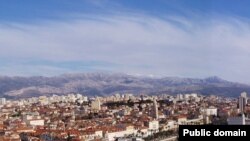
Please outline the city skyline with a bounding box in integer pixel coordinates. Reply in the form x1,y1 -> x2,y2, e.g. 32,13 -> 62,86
1,0 -> 250,84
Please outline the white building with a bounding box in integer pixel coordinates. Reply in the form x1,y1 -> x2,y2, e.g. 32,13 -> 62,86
152,99 -> 159,119
83,96 -> 88,102
0,98 -> 6,105
190,93 -> 198,98
184,93 -> 198,100
23,114 -> 44,126
38,96 -> 49,105
91,97 -> 101,111
105,126 -> 135,141
202,107 -> 218,116
176,94 -> 183,101
144,120 -> 159,134
27,119 -> 45,126
239,92 -> 247,113
76,93 -> 83,99
163,120 -> 177,131
80,130 -> 103,140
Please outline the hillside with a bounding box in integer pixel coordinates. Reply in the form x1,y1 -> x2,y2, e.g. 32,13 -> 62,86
0,73 -> 249,99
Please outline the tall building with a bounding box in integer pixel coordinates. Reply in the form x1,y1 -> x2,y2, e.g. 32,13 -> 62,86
0,98 -> 6,105
91,97 -> 101,111
152,99 -> 159,119
239,92 -> 248,113
177,94 -> 183,100
71,111 -> 75,121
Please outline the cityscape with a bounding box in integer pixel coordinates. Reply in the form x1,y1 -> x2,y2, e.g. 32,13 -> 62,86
1,0 -> 250,141
0,91 -> 249,140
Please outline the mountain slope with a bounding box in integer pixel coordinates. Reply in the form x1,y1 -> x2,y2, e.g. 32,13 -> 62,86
0,73 -> 249,98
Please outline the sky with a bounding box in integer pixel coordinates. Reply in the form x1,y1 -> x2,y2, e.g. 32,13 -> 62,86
1,0 -> 250,83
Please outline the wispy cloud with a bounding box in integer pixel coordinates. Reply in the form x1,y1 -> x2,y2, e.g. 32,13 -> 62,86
0,14 -> 250,83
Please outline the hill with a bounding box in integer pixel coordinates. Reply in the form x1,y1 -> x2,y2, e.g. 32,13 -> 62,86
0,73 -> 249,99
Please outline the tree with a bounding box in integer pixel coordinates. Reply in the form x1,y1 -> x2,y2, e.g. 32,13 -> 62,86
67,132 -> 72,141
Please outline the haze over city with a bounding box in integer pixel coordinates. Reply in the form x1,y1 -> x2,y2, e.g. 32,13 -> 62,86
1,0 -> 250,84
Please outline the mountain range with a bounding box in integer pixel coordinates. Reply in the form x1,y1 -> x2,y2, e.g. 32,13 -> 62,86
0,73 -> 249,99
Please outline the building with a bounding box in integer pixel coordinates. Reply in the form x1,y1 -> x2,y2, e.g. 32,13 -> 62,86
162,120 -> 177,131
176,94 -> 183,101
227,114 -> 246,125
145,120 -> 159,134
184,93 -> 198,100
91,97 -> 101,111
38,96 -> 49,105
239,92 -> 247,113
0,98 -> 6,105
202,107 -> 218,116
152,99 -> 159,119
80,130 -> 103,140
105,126 -> 135,141
27,119 -> 45,126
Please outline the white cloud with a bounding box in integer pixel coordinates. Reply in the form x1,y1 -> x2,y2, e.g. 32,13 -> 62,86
0,14 -> 250,83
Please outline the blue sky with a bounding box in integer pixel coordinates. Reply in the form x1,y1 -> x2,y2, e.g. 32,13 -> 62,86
1,0 -> 250,22
1,0 -> 250,83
